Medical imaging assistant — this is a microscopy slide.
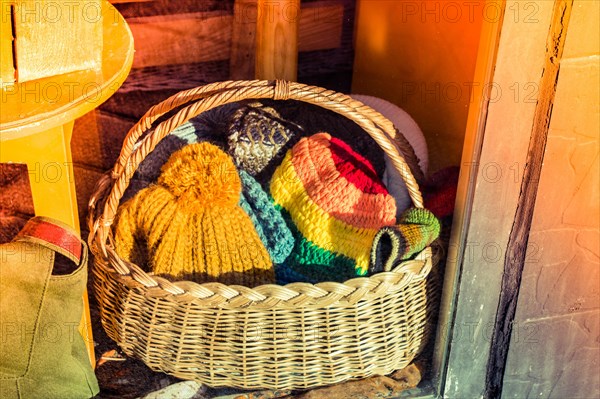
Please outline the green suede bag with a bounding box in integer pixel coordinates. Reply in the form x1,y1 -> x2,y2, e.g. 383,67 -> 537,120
0,216 -> 99,399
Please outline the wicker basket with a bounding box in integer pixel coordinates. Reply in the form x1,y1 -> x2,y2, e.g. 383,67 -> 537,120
88,80 -> 439,390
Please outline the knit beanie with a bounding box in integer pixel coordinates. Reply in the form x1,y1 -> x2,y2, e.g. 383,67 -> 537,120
114,142 -> 275,287
121,142 -> 294,264
368,208 -> 441,274
228,102 -> 302,182
270,133 -> 397,284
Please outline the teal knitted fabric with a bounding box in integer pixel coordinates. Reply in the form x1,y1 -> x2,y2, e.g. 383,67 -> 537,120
239,171 -> 294,264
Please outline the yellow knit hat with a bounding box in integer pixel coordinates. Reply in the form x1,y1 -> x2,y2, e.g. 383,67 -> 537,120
113,142 -> 275,287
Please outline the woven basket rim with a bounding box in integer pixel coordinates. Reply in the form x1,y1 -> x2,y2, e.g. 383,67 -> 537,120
88,79 -> 433,309
92,243 -> 433,309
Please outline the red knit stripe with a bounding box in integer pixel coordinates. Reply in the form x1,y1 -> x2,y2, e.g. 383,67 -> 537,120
289,135 -> 397,229
328,137 -> 388,195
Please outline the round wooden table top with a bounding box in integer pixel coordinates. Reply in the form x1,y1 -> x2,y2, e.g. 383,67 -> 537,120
0,1 -> 133,138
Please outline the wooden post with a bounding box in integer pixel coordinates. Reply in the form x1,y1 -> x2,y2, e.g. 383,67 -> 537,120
255,0 -> 299,81
439,1 -> 558,397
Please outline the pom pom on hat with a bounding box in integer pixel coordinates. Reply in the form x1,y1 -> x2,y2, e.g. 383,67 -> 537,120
157,142 -> 240,207
271,133 -> 397,283
122,103 -> 240,201
114,142 -> 275,287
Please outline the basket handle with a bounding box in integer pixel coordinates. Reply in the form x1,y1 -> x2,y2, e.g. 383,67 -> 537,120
110,80 -> 267,178
90,80 -> 424,254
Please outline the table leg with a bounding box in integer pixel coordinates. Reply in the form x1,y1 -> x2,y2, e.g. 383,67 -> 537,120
0,122 -> 96,367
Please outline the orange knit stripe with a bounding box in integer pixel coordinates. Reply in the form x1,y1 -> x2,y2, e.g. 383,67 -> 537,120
291,134 -> 396,229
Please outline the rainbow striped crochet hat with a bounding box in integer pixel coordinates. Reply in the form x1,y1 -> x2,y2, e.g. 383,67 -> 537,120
270,133 -> 397,283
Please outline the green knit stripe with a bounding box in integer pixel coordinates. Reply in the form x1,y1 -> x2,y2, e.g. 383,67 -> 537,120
369,207 -> 441,274
276,206 -> 361,283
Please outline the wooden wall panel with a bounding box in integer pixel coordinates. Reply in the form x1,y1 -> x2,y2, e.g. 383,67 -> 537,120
127,2 -> 344,70
128,11 -> 233,68
352,0 -> 484,172
230,0 -> 257,80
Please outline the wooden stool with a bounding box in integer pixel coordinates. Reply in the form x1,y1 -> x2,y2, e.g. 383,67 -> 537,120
0,1 -> 133,366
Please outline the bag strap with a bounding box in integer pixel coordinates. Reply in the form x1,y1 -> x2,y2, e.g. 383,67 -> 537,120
15,216 -> 84,264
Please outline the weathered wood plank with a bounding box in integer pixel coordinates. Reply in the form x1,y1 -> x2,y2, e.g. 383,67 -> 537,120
255,0 -> 299,80
431,0 -> 504,387
128,11 -> 233,68
109,0 -> 152,3
72,110 -> 136,170
298,2 -> 343,52
128,2 -> 343,70
484,1 -> 574,396
111,0 -> 227,19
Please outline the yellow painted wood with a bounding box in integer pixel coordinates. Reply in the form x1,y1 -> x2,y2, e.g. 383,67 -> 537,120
0,1 -> 133,137
0,1 -> 15,84
11,0 -> 102,83
255,0 -> 299,80
0,0 -> 134,367
0,124 -> 78,226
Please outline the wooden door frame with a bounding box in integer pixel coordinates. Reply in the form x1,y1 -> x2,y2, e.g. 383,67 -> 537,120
431,0 -> 505,390
423,1 -> 573,398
